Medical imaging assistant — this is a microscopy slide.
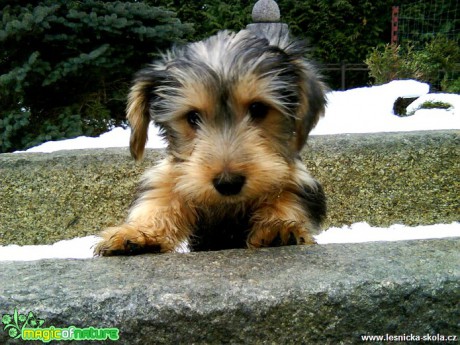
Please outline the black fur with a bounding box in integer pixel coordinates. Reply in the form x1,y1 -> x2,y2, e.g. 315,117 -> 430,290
189,179 -> 326,252
190,210 -> 251,251
299,180 -> 327,227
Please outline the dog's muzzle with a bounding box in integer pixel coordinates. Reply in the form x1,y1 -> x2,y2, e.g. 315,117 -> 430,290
212,172 -> 246,196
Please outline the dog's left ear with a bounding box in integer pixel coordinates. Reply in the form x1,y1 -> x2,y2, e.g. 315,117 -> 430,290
126,69 -> 158,161
294,60 -> 327,151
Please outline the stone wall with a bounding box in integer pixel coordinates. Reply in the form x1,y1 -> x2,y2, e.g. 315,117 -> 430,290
0,130 -> 458,245
0,239 -> 458,344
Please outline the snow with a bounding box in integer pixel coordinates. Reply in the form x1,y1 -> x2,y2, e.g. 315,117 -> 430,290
3,80 -> 459,261
0,236 -> 100,262
19,125 -> 167,153
1,222 -> 459,261
311,80 -> 459,135
315,222 -> 460,244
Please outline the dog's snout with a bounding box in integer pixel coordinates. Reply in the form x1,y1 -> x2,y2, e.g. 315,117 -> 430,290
213,173 -> 246,196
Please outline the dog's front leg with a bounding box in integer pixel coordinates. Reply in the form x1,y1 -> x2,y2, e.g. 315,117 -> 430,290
247,190 -> 318,248
94,162 -> 195,256
93,207 -> 194,256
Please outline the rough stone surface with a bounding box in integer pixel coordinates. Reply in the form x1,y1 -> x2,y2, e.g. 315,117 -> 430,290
246,22 -> 290,42
0,149 -> 164,245
304,130 -> 459,230
251,0 -> 280,22
0,239 -> 458,344
0,130 -> 458,245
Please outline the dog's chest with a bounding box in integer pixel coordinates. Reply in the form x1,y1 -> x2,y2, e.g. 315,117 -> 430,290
190,209 -> 252,251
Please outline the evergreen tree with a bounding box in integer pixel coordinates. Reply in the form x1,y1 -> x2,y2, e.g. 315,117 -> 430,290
278,0 -> 394,63
147,0 -> 252,40
0,0 -> 192,152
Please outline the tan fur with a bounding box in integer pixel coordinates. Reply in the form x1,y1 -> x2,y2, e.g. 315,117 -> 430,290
247,190 -> 316,248
127,81 -> 152,160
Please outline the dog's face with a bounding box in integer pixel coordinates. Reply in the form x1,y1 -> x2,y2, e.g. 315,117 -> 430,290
127,30 -> 326,206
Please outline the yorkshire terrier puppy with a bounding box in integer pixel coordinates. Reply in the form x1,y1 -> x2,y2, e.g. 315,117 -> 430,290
94,29 -> 327,255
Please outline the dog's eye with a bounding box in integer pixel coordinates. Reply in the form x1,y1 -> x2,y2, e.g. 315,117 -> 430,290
248,102 -> 269,121
186,111 -> 202,129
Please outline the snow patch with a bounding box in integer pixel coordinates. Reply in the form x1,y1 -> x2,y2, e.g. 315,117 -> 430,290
1,222 -> 458,262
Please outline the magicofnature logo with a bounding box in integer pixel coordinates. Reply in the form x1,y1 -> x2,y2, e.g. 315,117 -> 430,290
2,308 -> 119,342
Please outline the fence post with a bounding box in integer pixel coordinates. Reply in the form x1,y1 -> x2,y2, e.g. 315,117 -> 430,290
391,6 -> 399,45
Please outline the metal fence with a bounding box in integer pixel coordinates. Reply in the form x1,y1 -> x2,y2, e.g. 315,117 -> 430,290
322,62 -> 369,90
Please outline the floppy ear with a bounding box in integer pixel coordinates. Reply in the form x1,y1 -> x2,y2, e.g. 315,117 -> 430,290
126,70 -> 156,161
294,60 -> 327,151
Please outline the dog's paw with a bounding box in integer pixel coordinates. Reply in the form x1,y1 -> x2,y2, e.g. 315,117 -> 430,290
247,222 -> 316,249
93,225 -> 166,256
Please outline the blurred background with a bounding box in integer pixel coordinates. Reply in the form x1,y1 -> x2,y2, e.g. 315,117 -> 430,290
1,0 -> 458,153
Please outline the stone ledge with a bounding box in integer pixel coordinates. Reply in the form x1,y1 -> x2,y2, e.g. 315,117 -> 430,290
0,130 -> 458,245
0,239 -> 458,344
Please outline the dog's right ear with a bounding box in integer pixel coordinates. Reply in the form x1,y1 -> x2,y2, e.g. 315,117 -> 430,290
126,69 -> 157,161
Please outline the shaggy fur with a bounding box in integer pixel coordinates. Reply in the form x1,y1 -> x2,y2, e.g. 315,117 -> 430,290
94,29 -> 327,255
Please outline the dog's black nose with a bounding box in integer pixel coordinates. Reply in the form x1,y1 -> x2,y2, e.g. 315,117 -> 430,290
213,173 -> 246,196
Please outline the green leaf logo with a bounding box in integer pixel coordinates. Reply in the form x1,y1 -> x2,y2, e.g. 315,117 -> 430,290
2,309 -> 45,339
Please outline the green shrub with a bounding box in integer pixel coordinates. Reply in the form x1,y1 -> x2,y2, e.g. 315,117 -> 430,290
414,35 -> 460,91
365,35 -> 460,92
419,101 -> 452,110
365,44 -> 420,84
443,78 -> 460,94
407,100 -> 453,116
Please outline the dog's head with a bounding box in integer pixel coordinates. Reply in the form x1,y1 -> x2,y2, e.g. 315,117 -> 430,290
127,30 -> 326,204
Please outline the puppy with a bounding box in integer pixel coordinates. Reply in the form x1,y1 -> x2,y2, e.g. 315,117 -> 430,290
94,29 -> 326,255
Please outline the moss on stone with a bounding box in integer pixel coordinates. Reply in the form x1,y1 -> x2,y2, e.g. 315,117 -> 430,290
303,130 -> 459,229
0,149 -> 164,245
